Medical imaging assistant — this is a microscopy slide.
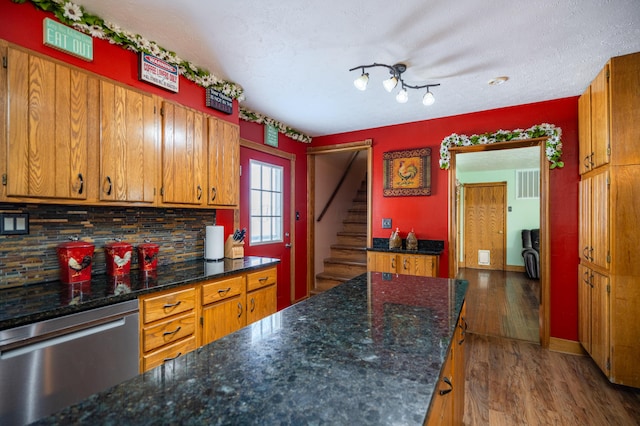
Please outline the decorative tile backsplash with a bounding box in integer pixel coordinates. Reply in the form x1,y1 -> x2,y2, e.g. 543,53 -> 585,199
0,204 -> 217,288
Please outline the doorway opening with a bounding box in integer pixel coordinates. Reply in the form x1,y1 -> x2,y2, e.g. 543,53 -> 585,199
448,138 -> 550,347
307,140 -> 372,296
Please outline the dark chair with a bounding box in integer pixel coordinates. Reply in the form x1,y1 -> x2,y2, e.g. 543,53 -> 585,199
521,229 -> 540,279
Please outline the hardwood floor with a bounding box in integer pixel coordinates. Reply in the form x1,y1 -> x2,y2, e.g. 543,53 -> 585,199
458,268 -> 539,343
459,267 -> 640,425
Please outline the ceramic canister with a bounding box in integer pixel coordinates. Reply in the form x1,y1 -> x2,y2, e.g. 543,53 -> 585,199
56,239 -> 95,284
105,240 -> 133,276
137,242 -> 159,272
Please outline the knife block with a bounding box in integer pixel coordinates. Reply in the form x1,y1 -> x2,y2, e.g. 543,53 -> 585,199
224,235 -> 244,259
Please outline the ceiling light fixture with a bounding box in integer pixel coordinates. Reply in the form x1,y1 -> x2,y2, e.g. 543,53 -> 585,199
349,62 -> 440,105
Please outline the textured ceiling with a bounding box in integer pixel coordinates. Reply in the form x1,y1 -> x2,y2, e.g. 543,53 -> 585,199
75,0 -> 640,137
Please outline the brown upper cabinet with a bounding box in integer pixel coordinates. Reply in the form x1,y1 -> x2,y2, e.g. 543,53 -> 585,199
160,101 -> 206,206
99,80 -> 157,204
4,45 -> 99,200
207,117 -> 239,208
2,40 -> 240,209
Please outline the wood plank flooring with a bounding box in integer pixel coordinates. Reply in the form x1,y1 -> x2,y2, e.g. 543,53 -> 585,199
457,268 -> 539,343
459,267 -> 640,425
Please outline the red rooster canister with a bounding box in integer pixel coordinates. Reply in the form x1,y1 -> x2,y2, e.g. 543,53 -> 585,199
105,239 -> 133,276
137,241 -> 159,272
56,238 -> 95,284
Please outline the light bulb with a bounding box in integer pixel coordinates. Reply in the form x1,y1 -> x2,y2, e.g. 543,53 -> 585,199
353,73 -> 369,91
382,76 -> 398,92
396,88 -> 409,103
422,91 -> 435,106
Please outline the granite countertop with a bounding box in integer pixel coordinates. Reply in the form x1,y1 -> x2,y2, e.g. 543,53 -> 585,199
35,272 -> 467,425
0,257 -> 280,331
368,237 -> 445,255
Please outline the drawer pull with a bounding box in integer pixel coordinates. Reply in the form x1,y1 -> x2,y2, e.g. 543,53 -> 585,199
439,377 -> 453,395
163,326 -> 182,337
403,259 -> 409,270
250,298 -> 255,313
163,352 -> 182,363
217,287 -> 231,296
163,301 -> 182,309
258,276 -> 269,283
237,302 -> 243,318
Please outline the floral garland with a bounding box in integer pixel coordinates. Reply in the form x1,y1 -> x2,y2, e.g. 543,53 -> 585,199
14,0 -> 315,143
439,123 -> 563,170
239,107 -> 312,143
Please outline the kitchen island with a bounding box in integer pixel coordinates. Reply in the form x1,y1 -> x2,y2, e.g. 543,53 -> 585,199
34,272 -> 467,425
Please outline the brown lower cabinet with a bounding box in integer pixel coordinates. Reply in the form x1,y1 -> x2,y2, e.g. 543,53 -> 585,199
426,301 -> 467,425
139,266 -> 277,373
367,251 -> 439,277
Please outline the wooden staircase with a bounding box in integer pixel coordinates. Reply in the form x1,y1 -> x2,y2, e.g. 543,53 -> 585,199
313,181 -> 368,294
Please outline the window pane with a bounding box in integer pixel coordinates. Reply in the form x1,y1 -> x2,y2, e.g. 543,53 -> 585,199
250,190 -> 261,216
272,192 -> 281,216
273,168 -> 282,191
250,162 -> 261,189
261,217 -> 272,240
262,167 -> 272,191
250,217 -> 261,243
261,191 -> 271,216
273,216 -> 282,240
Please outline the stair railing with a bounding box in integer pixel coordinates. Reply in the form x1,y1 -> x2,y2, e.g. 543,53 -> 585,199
317,151 -> 360,222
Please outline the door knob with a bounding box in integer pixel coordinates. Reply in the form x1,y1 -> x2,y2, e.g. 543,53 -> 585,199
285,243 -> 292,249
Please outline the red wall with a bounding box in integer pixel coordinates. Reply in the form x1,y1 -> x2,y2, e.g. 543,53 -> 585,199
313,98 -> 580,341
1,1 -> 580,340
239,121 -> 309,302
0,0 -> 237,231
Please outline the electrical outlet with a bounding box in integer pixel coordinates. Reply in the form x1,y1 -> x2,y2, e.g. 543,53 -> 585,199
382,218 -> 392,229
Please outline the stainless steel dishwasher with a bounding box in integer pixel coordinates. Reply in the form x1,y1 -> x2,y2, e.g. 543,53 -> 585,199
0,299 -> 139,426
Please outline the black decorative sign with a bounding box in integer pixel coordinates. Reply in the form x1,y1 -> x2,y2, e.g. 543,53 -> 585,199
206,88 -> 233,115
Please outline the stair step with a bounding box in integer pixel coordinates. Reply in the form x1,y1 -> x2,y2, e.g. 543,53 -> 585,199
330,245 -> 367,261
342,222 -> 367,233
323,258 -> 367,276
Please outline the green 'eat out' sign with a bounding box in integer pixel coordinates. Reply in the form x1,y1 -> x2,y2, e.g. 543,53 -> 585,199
43,18 -> 93,61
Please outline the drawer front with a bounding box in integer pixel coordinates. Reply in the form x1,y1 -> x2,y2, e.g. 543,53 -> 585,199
142,336 -> 196,372
201,275 -> 245,305
246,267 -> 277,291
142,312 -> 196,353
142,287 -> 196,324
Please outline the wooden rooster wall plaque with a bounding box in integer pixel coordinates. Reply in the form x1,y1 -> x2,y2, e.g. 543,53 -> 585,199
382,147 -> 431,196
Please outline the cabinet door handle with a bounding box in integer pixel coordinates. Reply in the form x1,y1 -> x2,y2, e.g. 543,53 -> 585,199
403,259 -> 409,270
584,156 -> 591,170
211,187 -> 217,202
163,326 -> 182,336
77,173 -> 84,195
590,152 -> 595,167
104,176 -> 112,196
163,300 -> 182,309
391,258 -> 396,269
589,247 -> 594,262
237,302 -> 243,318
458,317 -> 468,345
583,247 -> 590,260
197,185 -> 203,200
250,298 -> 255,312
217,287 -> 231,297
163,352 -> 182,363
439,377 -> 453,395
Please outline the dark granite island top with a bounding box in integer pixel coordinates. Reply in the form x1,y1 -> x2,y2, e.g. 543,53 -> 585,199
35,272 -> 467,425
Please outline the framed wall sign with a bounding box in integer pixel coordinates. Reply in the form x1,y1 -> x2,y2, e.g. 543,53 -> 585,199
138,53 -> 179,93
205,88 -> 233,115
382,147 -> 431,196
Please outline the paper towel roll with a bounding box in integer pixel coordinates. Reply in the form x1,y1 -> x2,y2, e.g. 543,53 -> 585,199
204,226 -> 224,260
